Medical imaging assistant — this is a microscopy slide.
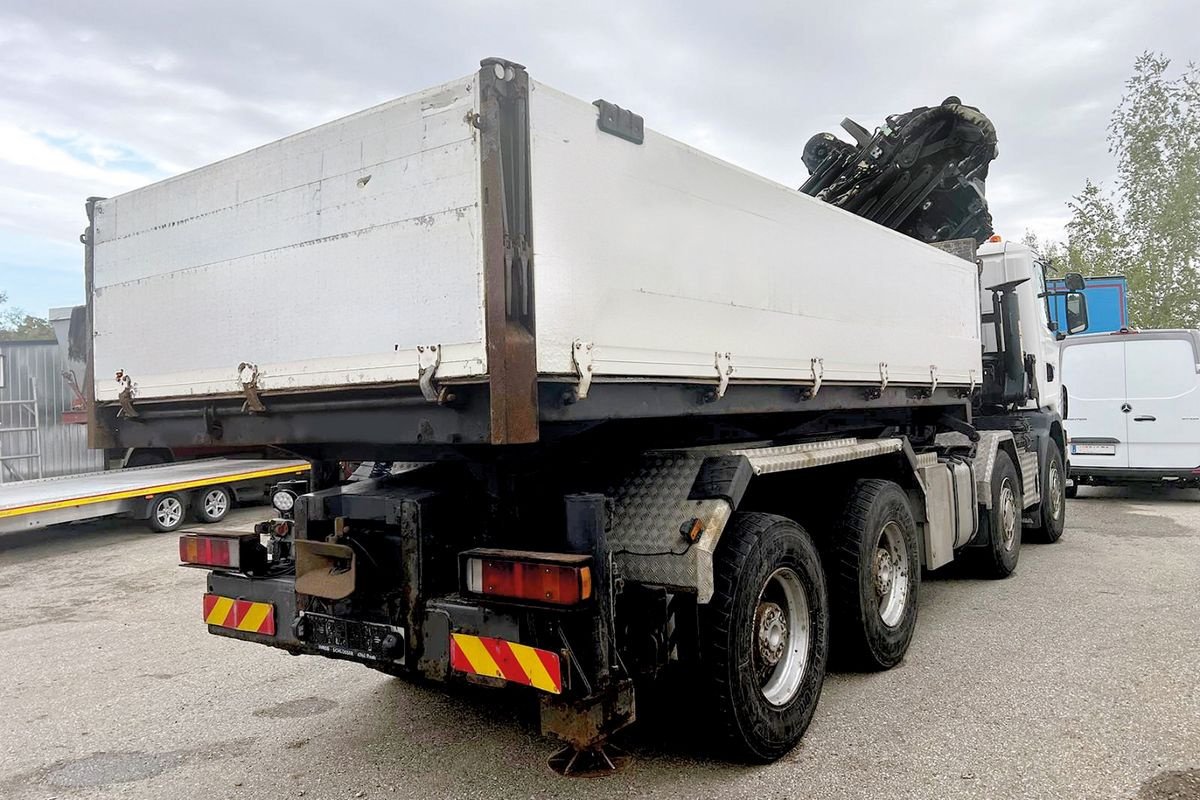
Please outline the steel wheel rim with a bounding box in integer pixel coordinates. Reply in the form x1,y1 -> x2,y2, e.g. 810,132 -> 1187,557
156,497 -> 183,527
1048,462 -> 1063,522
203,489 -> 229,518
755,567 -> 810,707
874,520 -> 910,628
999,479 -> 1018,550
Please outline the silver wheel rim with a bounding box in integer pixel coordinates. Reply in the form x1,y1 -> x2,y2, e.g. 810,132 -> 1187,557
755,567 -> 810,707
156,497 -> 183,528
203,489 -> 229,519
999,479 -> 1018,551
874,521 -> 910,628
1047,462 -> 1063,522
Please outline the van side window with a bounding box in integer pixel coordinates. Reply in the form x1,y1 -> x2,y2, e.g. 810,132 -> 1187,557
1125,339 -> 1196,399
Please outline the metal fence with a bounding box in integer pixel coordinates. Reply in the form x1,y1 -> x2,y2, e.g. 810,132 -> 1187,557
0,340 -> 104,481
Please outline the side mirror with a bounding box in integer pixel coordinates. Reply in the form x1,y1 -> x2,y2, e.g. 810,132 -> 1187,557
1063,272 -> 1086,292
1065,291 -> 1089,334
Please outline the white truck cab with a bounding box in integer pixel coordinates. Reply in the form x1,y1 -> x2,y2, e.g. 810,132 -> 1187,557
1061,329 -> 1200,493
977,239 -> 1086,417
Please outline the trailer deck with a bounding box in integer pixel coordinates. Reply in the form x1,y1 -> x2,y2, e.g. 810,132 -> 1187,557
0,458 -> 310,533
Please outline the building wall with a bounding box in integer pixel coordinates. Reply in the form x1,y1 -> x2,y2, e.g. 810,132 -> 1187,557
0,340 -> 104,481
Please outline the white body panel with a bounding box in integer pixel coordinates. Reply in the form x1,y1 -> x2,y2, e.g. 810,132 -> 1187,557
91,73 -> 982,403
92,77 -> 486,401
1061,331 -> 1200,472
978,241 -> 1061,414
529,83 -> 981,387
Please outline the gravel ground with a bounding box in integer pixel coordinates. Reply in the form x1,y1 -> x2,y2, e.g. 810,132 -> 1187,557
1,487 -> 1197,800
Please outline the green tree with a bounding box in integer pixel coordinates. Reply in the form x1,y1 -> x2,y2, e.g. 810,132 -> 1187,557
0,291 -> 55,341
1064,53 -> 1200,329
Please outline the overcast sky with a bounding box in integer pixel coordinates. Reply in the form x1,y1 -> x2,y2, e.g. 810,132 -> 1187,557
1,0 -> 1196,315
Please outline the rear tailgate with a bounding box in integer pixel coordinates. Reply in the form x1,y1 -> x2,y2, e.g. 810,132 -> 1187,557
91,75 -> 486,402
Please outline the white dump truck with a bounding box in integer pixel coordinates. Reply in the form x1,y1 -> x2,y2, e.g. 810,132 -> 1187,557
79,58 -> 1087,769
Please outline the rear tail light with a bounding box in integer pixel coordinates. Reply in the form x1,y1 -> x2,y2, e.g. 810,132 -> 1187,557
179,533 -> 264,571
461,549 -> 592,606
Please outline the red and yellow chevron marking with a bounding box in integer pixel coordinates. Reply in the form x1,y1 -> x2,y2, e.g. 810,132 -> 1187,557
203,594 -> 276,636
449,633 -> 563,694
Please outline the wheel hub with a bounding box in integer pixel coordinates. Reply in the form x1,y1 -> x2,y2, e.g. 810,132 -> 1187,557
755,601 -> 788,666
999,481 -> 1017,549
873,549 -> 894,598
1048,463 -> 1063,521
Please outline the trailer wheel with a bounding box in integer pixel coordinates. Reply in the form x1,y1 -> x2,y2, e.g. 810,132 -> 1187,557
148,493 -> 187,533
1027,447 -> 1066,543
977,450 -> 1022,578
826,480 -> 919,671
195,486 -> 233,523
701,512 -> 829,762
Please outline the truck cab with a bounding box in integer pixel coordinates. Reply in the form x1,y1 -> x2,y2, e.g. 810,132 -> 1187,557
974,239 -> 1088,544
977,239 -> 1087,417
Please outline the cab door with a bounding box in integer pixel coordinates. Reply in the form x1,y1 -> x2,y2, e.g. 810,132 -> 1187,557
1123,338 -> 1200,469
1062,340 -> 1129,468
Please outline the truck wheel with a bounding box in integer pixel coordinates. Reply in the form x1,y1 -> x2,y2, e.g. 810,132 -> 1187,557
977,451 -> 1022,578
827,480 -> 919,671
1027,447 -> 1066,543
148,493 -> 187,533
701,512 -> 829,762
195,486 -> 233,523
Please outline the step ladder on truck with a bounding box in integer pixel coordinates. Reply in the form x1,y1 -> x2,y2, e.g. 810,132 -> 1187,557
78,58 -> 1087,771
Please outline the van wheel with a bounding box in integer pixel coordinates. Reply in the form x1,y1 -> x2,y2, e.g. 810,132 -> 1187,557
826,480 -> 920,671
977,451 -> 1022,578
1027,448 -> 1066,543
701,512 -> 829,762
195,486 -> 233,523
148,493 -> 187,533
1065,481 -> 1078,499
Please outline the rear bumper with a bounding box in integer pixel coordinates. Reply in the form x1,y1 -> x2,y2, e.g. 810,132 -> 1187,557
1069,466 -> 1200,483
204,571 -> 573,694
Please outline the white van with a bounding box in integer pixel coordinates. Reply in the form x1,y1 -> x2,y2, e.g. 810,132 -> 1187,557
1061,329 -> 1200,495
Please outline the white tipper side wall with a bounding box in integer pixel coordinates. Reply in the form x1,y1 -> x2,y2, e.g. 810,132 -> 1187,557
92,76 -> 487,402
528,81 -> 981,388
92,73 -> 982,403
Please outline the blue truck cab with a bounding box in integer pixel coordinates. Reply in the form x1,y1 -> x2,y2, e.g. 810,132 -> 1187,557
1047,275 -> 1128,335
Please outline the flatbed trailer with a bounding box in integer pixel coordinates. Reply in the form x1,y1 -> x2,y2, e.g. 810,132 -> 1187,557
0,458 -> 310,534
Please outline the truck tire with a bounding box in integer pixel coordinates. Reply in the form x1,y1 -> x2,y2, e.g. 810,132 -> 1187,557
1027,447 -> 1066,543
194,486 -> 233,523
826,480 -> 920,671
976,451 -> 1022,578
148,493 -> 187,533
701,512 -> 829,762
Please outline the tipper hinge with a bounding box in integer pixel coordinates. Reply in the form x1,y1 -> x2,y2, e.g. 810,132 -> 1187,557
115,370 -> 139,418
417,345 -> 441,403
809,357 -> 824,398
572,341 -> 594,400
238,363 -> 266,413
714,352 -> 734,399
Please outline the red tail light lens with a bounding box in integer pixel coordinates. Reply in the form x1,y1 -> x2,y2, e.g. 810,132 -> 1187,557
461,549 -> 592,606
179,533 -> 262,570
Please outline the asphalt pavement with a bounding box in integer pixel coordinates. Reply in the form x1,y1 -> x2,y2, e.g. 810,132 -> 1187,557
1,487 -> 1198,800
